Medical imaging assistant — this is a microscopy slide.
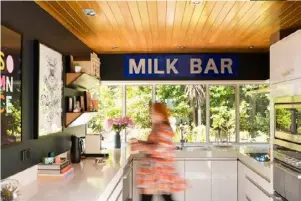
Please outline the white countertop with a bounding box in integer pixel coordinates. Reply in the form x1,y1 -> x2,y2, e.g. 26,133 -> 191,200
20,147 -> 132,201
20,144 -> 271,201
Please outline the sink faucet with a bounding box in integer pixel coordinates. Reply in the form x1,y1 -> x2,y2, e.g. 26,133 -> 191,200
179,121 -> 185,150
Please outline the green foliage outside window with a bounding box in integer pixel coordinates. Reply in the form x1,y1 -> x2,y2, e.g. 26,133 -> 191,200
87,84 -> 271,143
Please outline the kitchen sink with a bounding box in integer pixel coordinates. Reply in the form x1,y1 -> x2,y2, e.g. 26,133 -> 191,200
246,152 -> 270,162
176,146 -> 210,151
213,144 -> 233,148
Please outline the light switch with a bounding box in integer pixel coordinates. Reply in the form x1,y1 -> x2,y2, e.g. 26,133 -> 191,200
21,149 -> 31,161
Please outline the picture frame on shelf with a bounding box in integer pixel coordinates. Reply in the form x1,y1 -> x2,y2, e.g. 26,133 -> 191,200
34,41 -> 63,138
1,25 -> 23,147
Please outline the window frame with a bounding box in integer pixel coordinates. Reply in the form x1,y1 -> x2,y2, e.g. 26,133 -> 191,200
87,80 -> 269,145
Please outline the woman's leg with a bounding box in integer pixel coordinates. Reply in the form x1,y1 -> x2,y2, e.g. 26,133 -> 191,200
162,194 -> 174,201
141,194 -> 153,201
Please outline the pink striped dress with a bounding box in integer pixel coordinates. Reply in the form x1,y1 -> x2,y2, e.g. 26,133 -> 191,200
136,122 -> 186,195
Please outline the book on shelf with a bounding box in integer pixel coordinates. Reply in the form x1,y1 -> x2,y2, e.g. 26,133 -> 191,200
80,96 -> 85,111
38,164 -> 72,175
37,167 -> 74,180
85,92 -> 92,112
38,158 -> 70,170
68,97 -> 73,112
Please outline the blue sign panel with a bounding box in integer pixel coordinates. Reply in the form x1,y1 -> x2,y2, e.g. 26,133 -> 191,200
124,54 -> 239,79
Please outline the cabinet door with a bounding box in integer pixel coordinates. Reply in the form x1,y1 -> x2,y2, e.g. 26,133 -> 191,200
270,30 -> 301,84
185,160 -> 211,201
238,162 -> 246,201
212,161 -> 237,201
133,160 -> 140,201
158,161 -> 185,201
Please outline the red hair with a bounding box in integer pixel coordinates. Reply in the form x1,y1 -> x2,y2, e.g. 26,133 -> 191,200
152,102 -> 170,124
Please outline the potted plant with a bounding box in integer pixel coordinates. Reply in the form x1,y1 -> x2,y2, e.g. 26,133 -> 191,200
104,117 -> 134,148
73,63 -> 81,73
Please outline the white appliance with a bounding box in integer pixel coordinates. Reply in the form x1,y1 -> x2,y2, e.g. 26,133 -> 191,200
84,134 -> 102,154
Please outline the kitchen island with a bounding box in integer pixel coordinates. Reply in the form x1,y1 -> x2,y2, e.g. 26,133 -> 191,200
20,145 -> 272,201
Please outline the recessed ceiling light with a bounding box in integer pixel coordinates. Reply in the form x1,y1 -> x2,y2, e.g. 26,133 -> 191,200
249,46 -> 254,49
112,46 -> 118,49
83,8 -> 96,16
178,46 -> 185,49
191,0 -> 201,5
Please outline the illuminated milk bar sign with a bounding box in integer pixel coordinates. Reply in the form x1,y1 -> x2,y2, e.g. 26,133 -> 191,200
124,55 -> 239,78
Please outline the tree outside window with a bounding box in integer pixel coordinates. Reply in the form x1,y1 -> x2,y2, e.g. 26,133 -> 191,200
125,86 -> 152,141
87,86 -> 122,135
239,85 -> 270,143
156,85 -> 206,143
209,85 -> 236,142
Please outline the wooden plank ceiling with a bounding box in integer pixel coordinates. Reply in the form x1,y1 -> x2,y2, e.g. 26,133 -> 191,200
36,0 -> 301,53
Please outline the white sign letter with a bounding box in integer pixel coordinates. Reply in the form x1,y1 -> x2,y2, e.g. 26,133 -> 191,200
129,59 -> 145,74
204,59 -> 219,74
6,76 -> 13,92
166,59 -> 178,74
221,58 -> 233,74
154,59 -> 164,74
148,59 -> 152,74
6,96 -> 12,114
190,58 -> 202,74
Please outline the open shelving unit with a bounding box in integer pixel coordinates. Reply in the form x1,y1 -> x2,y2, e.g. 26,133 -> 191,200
65,112 -> 98,128
66,73 -> 100,91
64,54 -> 101,128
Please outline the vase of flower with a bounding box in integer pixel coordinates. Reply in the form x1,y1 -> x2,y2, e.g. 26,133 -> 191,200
115,131 -> 121,148
104,117 -> 134,149
1,179 -> 21,201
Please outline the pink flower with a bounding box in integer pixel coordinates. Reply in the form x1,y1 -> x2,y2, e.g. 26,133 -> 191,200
104,117 -> 135,132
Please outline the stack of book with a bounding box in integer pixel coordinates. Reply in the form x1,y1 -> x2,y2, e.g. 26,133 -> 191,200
37,158 -> 74,180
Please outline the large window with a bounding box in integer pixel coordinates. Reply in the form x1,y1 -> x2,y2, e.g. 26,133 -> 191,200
126,86 -> 152,141
87,83 -> 270,144
209,85 -> 236,142
87,86 -> 122,134
156,85 -> 206,143
239,85 -> 270,143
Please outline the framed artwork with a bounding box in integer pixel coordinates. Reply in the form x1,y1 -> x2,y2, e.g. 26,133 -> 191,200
35,42 -> 63,138
1,25 -> 22,147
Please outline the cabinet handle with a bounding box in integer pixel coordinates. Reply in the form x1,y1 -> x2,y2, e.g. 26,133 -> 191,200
245,195 -> 252,201
274,162 -> 301,180
245,176 -> 271,198
123,166 -> 132,180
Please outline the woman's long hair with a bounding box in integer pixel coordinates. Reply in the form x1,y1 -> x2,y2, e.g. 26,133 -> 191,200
152,102 -> 170,125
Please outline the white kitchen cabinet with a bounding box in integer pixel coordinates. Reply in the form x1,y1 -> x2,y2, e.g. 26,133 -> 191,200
238,162 -> 247,201
238,162 -> 272,201
270,78 -> 301,98
157,160 -> 185,201
211,160 -> 237,201
133,160 -> 140,201
134,160 -> 185,201
185,160 -> 211,201
270,30 -> 301,84
245,176 -> 270,201
107,178 -> 123,201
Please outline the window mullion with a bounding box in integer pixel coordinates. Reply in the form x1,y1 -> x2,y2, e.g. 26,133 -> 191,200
122,85 -> 126,116
206,84 -> 210,144
152,84 -> 156,102
235,85 -> 240,143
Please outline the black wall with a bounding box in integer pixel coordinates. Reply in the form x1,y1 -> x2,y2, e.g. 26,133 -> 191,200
1,1 -> 92,179
100,53 -> 269,81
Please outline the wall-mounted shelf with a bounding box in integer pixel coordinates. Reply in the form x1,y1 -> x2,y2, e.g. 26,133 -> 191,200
66,73 -> 100,91
65,112 -> 98,128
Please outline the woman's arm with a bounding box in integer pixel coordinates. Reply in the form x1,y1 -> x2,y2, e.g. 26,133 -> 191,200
130,125 -> 175,155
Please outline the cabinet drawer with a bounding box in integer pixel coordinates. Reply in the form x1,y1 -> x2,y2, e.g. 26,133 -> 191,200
241,162 -> 272,194
108,179 -> 123,201
245,176 -> 270,201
